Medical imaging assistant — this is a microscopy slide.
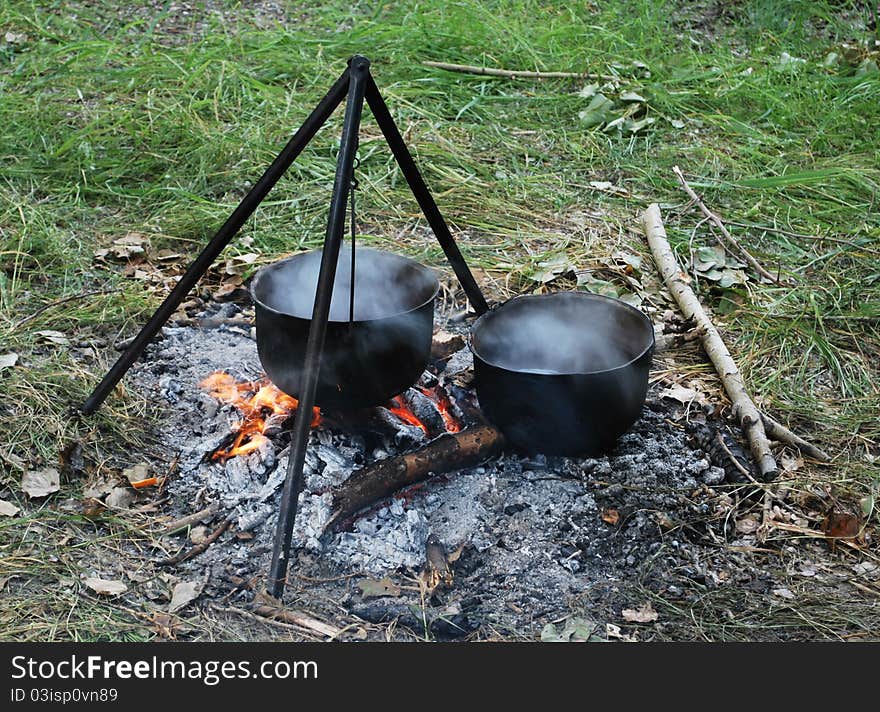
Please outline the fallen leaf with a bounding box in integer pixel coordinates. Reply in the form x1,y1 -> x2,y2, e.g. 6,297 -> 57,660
84,578 -> 128,596
605,623 -> 637,642
22,467 -> 60,498
224,252 -> 259,276
601,508 -> 620,525
357,577 -> 402,598
82,476 -> 117,499
149,611 -> 182,640
189,526 -> 209,545
780,453 -> 805,475
527,254 -> 574,284
822,512 -> 862,542
622,602 -> 659,623
34,330 -> 69,346
110,232 -> 150,260
619,90 -> 646,103
123,463 -> 150,485
578,92 -> 616,128
541,617 -> 603,642
0,500 -> 20,517
0,353 -> 18,369
105,487 -> 136,510
736,515 -> 759,535
659,384 -> 700,404
772,587 -> 796,600
168,580 -> 203,613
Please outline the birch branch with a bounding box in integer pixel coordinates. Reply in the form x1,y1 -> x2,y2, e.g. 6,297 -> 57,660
642,203 -> 778,480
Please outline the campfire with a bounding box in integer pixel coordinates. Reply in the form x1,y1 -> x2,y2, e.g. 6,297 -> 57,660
199,369 -> 464,465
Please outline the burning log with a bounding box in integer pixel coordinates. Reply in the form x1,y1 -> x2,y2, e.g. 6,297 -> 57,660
325,424 -> 504,531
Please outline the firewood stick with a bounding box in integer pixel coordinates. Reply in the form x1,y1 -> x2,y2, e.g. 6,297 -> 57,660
161,502 -> 220,534
325,425 -> 505,531
158,516 -> 231,566
642,203 -> 779,481
250,605 -> 342,639
761,414 -> 830,462
672,165 -> 781,284
422,60 -> 616,81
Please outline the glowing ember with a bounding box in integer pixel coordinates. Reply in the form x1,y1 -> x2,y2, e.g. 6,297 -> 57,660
200,371 -> 321,461
419,386 -> 462,433
387,395 -> 429,434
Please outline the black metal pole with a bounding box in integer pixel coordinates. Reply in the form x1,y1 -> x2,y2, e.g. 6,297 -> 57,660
267,56 -> 370,599
80,69 -> 352,415
364,77 -> 489,315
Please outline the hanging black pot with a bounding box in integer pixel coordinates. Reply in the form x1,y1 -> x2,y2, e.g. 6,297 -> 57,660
470,291 -> 655,456
251,245 -> 439,409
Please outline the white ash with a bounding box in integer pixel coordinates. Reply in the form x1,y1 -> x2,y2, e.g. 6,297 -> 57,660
129,303 -> 761,635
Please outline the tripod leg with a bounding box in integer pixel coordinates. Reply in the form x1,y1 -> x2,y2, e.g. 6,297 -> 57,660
267,56 -> 371,599
365,77 -> 489,315
80,69 -> 352,415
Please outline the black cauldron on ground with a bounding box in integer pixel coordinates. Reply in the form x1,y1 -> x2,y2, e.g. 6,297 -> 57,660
251,246 -> 439,409
470,291 -> 655,456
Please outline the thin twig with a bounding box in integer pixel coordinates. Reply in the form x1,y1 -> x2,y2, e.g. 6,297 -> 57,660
251,605 -> 342,639
422,60 -> 616,82
671,166 -> 781,284
158,516 -> 231,566
14,288 -> 115,328
160,502 -> 220,535
761,414 -> 831,462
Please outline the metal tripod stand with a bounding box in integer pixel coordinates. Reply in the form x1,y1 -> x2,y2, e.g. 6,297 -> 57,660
80,55 -> 488,599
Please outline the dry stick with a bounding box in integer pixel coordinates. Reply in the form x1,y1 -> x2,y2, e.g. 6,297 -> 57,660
761,414 -> 830,462
671,165 -> 781,284
422,60 -> 616,82
325,425 -> 505,532
14,288 -> 115,328
251,605 -> 342,639
158,516 -> 231,566
161,502 -> 220,535
643,203 -> 778,481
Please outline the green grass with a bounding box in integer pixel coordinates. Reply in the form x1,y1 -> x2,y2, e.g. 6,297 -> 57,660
1,0 -> 879,640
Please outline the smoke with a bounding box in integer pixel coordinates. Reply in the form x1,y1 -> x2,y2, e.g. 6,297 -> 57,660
472,293 -> 653,375
253,245 -> 439,322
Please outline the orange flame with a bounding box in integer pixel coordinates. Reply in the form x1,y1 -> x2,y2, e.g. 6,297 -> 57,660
418,386 -> 462,433
200,371 -> 321,461
387,395 -> 428,434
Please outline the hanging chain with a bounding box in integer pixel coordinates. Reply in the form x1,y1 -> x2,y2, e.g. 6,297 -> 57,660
348,153 -> 360,326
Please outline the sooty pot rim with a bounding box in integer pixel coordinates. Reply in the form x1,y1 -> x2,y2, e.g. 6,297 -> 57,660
250,245 -> 440,323
469,291 -> 655,376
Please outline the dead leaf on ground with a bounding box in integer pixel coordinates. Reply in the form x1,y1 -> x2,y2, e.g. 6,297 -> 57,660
94,232 -> 150,262
772,587 -> 796,600
601,508 -> 620,525
357,577 -> 402,598
0,353 -> 18,369
736,515 -> 760,535
659,383 -> 702,404
105,487 -> 136,510
84,578 -> 128,596
780,452 -> 805,474
34,330 -> 69,346
22,467 -> 60,498
168,580 -> 203,613
223,253 -> 260,276
822,511 -> 862,544
541,617 -> 604,642
189,525 -> 209,545
0,500 -> 21,517
622,602 -> 659,623
123,462 -> 150,486
148,611 -> 183,639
